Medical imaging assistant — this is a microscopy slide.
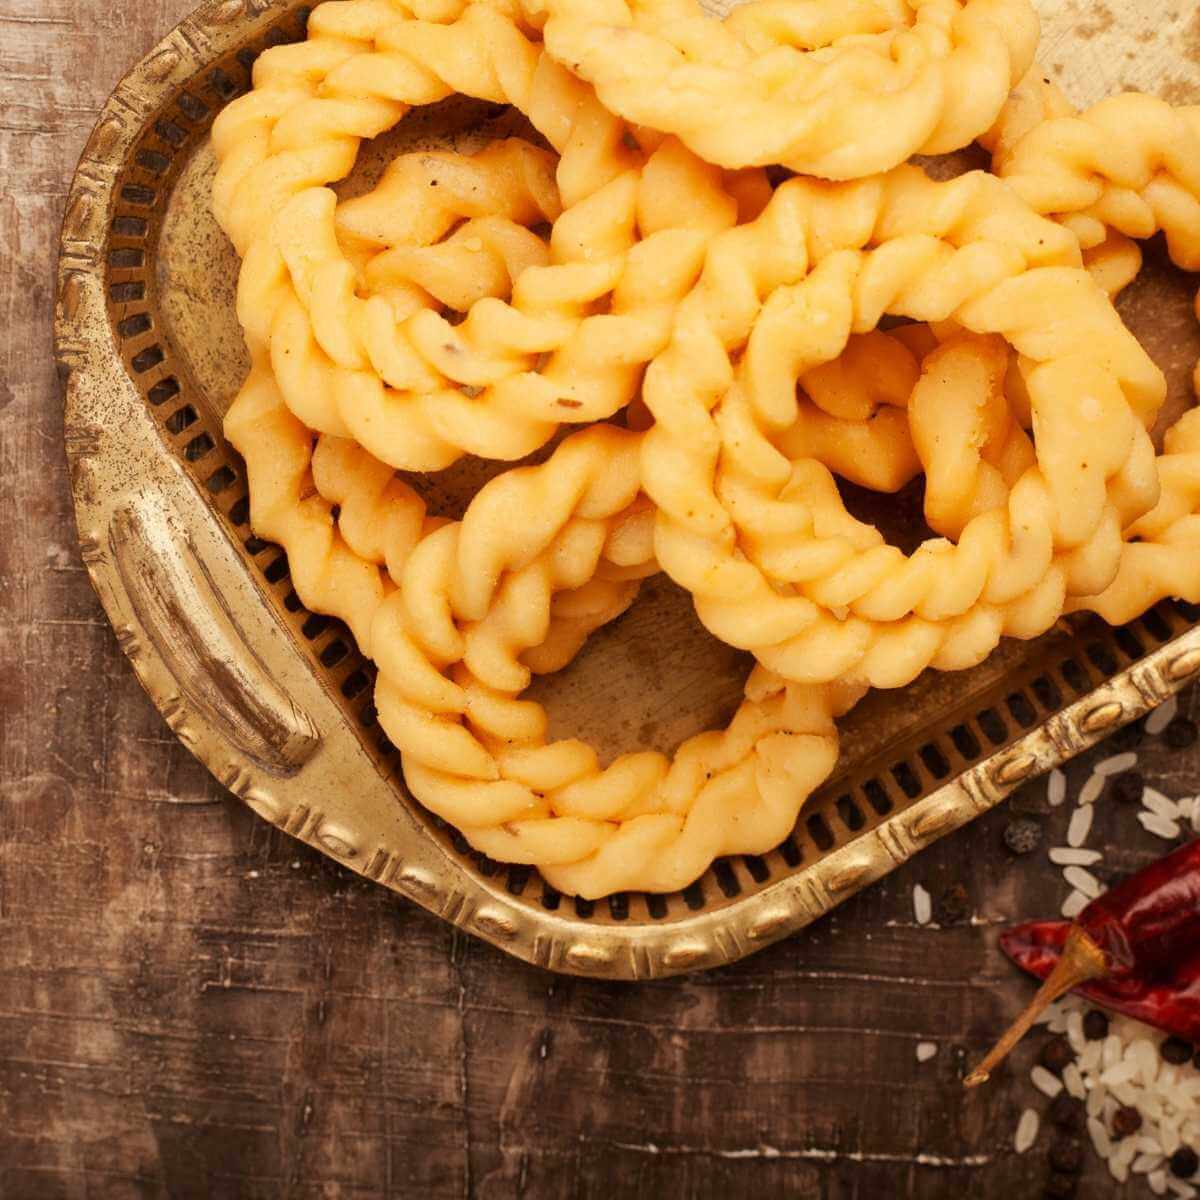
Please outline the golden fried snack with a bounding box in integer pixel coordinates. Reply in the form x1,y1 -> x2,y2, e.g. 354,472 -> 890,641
214,0 -> 767,469
641,165 -> 1165,690
226,370 -> 860,897
525,0 -> 1039,178
986,75 -> 1200,298
1070,409 -> 1200,624
985,75 -> 1200,393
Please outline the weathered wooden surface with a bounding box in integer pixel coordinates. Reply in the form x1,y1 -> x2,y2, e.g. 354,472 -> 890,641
3,2 -> 1200,1197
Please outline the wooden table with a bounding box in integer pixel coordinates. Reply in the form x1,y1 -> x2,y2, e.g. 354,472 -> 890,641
4,2 -> 1199,1196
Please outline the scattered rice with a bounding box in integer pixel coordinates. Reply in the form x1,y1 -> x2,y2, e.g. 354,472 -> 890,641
1064,865 -> 1104,899
1089,1115 -> 1114,1158
1050,846 -> 1103,866
1080,773 -> 1106,806
1068,804 -> 1095,848
1146,696 -> 1179,735
915,1041 -> 937,1062
1143,788 -> 1182,820
1061,889 -> 1090,919
1151,1171 -> 1169,1196
1067,1010 -> 1086,1054
1096,751 -> 1139,776
1031,1064 -> 1064,1098
1139,811 -> 1182,841
912,884 -> 932,926
1048,767 -> 1067,807
1014,1108 -> 1039,1154
1103,1034 -> 1123,1071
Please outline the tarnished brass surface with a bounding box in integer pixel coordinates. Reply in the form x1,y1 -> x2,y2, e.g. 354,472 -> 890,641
55,0 -> 1200,978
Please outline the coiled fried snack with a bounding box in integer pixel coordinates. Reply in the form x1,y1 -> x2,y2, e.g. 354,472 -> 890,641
1070,409 -> 1200,625
985,72 -> 1200,386
215,0 -> 770,469
226,370 -> 860,897
640,164 -> 1166,689
525,0 -> 1039,178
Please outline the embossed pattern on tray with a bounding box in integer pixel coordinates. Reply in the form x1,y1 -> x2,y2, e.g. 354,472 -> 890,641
55,0 -> 1200,976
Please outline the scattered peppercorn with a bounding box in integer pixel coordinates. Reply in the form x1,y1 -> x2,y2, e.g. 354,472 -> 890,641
1044,1171 -> 1078,1199
1170,1147 -> 1200,1180
1039,1035 -> 1075,1075
1004,817 -> 1043,855
937,883 -> 971,926
1165,717 -> 1199,750
1082,1010 -> 1110,1041
1049,1093 -> 1082,1132
1112,1106 -> 1143,1138
1049,1138 -> 1084,1173
1162,1036 -> 1195,1065
1110,770 -> 1145,805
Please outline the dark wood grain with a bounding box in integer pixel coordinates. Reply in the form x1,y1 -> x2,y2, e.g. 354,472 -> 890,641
4,2 -> 1200,1197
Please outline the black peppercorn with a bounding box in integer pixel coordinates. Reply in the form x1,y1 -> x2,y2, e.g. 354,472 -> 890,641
1004,817 -> 1043,855
1162,1036 -> 1194,1065
1082,1010 -> 1110,1041
1112,1106 -> 1143,1138
1049,1139 -> 1084,1173
1049,1093 -> 1082,1132
1044,1172 -> 1078,1199
1110,770 -> 1145,805
1039,1036 -> 1075,1076
1170,1147 -> 1199,1180
1165,717 -> 1198,750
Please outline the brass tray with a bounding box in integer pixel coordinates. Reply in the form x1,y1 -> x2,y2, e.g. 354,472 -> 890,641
55,0 -> 1200,978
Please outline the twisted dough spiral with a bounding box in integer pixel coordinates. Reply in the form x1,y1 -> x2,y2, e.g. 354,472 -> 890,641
985,73 -> 1200,388
1070,409 -> 1200,625
525,0 -> 1039,178
226,370 -> 859,897
639,164 -> 1165,689
216,0 -> 773,468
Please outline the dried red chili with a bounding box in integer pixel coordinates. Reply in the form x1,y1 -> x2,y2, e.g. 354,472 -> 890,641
966,839 -> 1200,1087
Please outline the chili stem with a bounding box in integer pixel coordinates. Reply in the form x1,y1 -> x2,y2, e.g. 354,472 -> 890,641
964,926 -> 1109,1089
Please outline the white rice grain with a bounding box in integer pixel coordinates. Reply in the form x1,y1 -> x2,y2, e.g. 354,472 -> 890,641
1050,846 -> 1103,866
1031,1064 -> 1064,1098
1134,1152 -> 1166,1173
1167,1181 -> 1198,1200
1144,788 -> 1183,820
1151,1170 -> 1170,1196
1014,1108 -> 1039,1154
1064,865 -> 1104,899
916,1041 -> 937,1062
1160,1123 -> 1182,1158
1068,805 -> 1095,848
1080,773 -> 1106,806
1104,1034 -> 1124,1071
1064,1062 -> 1086,1100
1100,1059 -> 1138,1088
1087,1086 -> 1106,1118
1131,1039 -> 1160,1087
1139,811 -> 1182,841
1089,1115 -> 1113,1158
913,884 -> 932,926
1096,751 -> 1138,776
1067,1011 -> 1086,1054
1048,767 -> 1067,807
1147,696 -> 1179,735
1061,889 -> 1090,919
